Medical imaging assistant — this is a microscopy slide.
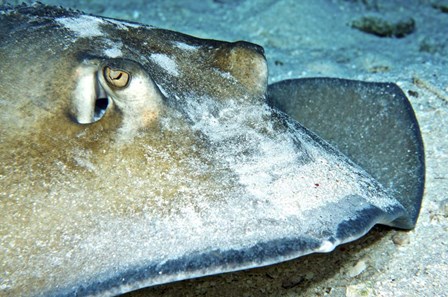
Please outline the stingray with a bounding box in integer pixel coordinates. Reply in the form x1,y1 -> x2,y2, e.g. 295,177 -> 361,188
0,3 -> 424,296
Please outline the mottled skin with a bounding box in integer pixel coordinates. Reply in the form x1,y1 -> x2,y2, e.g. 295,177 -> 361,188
0,3 -> 421,297
0,4 -> 270,295
0,3 -> 269,208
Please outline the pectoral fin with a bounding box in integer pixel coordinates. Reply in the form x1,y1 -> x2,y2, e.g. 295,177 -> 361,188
268,78 -> 425,229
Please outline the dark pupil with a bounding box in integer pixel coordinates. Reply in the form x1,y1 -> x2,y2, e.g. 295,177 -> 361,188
112,72 -> 122,80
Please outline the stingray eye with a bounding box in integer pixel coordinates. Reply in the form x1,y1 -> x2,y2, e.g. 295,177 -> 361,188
104,66 -> 130,88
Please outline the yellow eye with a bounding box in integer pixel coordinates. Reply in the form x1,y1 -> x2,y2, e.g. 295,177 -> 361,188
104,66 -> 130,88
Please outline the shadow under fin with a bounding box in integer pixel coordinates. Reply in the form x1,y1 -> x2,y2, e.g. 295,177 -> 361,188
267,78 -> 425,229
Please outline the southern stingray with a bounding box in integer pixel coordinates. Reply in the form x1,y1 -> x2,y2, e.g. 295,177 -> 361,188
0,3 -> 424,296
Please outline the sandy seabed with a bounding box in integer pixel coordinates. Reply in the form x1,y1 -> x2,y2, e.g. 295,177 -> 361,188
15,0 -> 448,296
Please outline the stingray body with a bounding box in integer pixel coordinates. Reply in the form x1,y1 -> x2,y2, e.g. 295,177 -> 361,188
0,3 -> 424,296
